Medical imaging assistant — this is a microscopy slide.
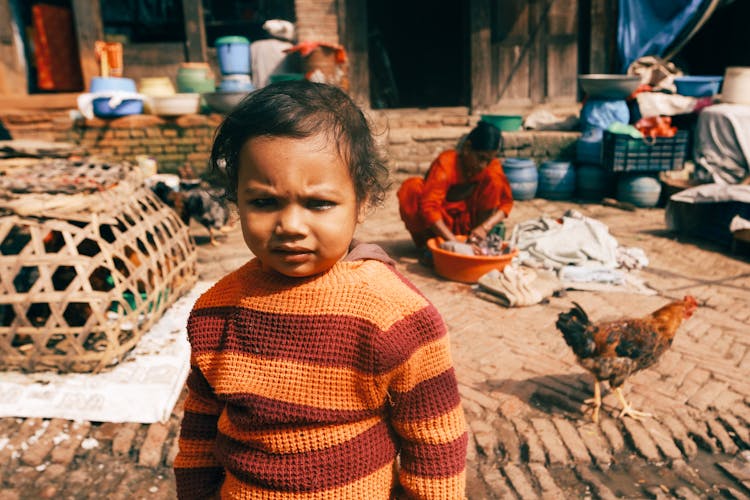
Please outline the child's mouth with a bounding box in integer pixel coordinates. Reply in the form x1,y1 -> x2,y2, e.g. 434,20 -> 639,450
273,247 -> 313,262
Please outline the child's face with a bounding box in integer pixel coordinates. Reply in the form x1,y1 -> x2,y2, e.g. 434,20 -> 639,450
236,134 -> 364,278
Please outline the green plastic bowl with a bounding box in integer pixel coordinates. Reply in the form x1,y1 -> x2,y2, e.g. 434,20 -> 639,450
480,114 -> 523,132
269,73 -> 306,83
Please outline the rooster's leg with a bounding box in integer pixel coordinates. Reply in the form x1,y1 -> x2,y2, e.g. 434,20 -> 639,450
614,387 -> 652,420
583,380 -> 602,423
220,212 -> 239,232
209,227 -> 220,246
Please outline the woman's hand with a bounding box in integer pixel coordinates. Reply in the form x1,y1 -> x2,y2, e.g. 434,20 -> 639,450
467,224 -> 490,245
432,219 -> 457,242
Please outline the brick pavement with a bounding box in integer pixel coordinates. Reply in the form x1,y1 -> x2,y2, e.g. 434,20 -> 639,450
2,177 -> 750,499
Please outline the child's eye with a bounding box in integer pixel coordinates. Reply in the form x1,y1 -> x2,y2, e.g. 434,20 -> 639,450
249,198 -> 277,209
307,199 -> 336,210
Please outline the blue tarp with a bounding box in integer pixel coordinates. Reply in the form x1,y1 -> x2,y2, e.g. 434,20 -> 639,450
618,0 -> 711,71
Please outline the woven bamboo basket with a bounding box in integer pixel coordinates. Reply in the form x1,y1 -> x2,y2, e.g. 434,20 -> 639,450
0,159 -> 197,372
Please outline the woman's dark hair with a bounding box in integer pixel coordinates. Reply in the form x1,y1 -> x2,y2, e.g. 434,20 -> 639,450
466,121 -> 502,151
210,80 -> 389,208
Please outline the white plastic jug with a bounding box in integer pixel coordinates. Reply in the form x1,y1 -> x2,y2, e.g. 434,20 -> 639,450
722,67 -> 750,105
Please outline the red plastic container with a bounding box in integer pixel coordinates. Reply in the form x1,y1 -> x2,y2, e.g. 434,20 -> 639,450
427,236 -> 518,284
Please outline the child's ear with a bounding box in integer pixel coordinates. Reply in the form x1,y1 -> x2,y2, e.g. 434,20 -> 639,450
357,201 -> 368,223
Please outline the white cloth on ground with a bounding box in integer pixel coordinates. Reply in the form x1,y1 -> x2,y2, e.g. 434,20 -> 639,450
616,246 -> 649,270
476,265 -> 561,307
558,264 -> 625,285
504,210 -> 654,295
508,210 -> 619,270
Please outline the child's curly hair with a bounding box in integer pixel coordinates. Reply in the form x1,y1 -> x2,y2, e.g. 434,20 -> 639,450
209,81 -> 389,209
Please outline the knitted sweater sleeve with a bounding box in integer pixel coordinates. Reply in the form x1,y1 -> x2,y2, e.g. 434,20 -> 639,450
383,304 -> 468,499
174,353 -> 225,497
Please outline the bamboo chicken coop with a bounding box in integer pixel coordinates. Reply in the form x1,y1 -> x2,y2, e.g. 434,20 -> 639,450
0,158 -> 197,372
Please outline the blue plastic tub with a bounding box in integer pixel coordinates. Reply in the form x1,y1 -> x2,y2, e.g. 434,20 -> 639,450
216,36 -> 250,75
218,76 -> 254,92
576,129 -> 604,165
538,161 -> 576,200
93,97 -> 143,118
674,76 -> 723,97
90,77 -> 136,93
616,173 -> 661,208
576,164 -> 613,200
503,157 -> 538,200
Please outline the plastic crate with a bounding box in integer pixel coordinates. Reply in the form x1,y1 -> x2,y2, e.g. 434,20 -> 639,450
603,130 -> 689,172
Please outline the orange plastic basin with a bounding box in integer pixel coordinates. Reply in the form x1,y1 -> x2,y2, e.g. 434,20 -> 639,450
427,236 -> 518,284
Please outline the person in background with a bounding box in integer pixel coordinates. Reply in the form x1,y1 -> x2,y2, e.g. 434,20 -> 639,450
174,81 -> 467,499
250,19 -> 298,88
397,121 -> 514,254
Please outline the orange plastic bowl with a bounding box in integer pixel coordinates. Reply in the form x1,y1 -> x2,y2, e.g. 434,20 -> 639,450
426,236 -> 519,284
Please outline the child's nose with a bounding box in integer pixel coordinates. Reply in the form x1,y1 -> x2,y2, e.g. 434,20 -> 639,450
276,206 -> 305,234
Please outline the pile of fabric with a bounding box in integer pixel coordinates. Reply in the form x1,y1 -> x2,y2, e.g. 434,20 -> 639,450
473,210 -> 654,307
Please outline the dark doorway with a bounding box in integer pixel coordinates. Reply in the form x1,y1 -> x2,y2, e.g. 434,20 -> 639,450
367,0 -> 469,109
674,0 -> 750,75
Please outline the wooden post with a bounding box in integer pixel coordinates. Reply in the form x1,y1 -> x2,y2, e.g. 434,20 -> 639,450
181,0 -> 207,62
589,0 -> 617,73
470,0 -> 492,111
529,0 -> 546,104
72,0 -> 104,88
338,0 -> 369,107
0,0 -> 27,94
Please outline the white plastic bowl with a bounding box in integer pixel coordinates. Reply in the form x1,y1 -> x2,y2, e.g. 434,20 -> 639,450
148,93 -> 201,116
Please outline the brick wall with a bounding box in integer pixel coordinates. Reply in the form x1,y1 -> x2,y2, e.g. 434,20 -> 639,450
294,0 -> 339,43
369,109 -> 580,174
1,112 -> 221,175
1,109 -> 579,177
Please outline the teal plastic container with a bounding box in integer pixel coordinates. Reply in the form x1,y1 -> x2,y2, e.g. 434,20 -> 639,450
616,174 -> 662,207
503,157 -> 538,200
480,114 -> 523,132
537,161 -> 575,200
216,36 -> 250,75
576,164 -> 613,200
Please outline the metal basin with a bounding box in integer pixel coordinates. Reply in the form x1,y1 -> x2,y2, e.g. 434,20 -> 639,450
202,91 -> 252,114
578,74 -> 641,99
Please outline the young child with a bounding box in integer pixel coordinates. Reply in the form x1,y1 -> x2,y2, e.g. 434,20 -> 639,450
174,81 -> 467,499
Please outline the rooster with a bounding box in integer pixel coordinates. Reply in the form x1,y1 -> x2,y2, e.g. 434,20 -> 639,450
555,296 -> 698,422
150,164 -> 231,246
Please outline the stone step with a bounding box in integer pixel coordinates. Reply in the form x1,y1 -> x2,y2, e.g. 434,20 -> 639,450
382,126 -> 581,174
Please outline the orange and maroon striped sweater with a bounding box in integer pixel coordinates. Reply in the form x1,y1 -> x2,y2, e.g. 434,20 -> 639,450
175,248 -> 467,499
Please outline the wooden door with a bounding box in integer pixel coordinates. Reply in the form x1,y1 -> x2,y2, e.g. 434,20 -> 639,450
472,0 -> 579,109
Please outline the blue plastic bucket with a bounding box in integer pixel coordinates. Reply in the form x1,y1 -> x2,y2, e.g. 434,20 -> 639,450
576,164 -> 613,200
216,36 -> 250,75
576,129 -> 604,165
503,157 -> 538,200
616,174 -> 662,208
674,76 -> 723,97
92,97 -> 143,118
538,161 -> 576,200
